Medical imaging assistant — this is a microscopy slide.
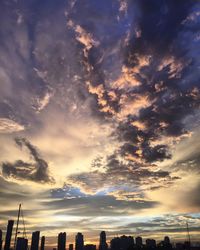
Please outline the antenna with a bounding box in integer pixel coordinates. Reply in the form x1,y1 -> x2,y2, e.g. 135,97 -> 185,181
186,222 -> 191,250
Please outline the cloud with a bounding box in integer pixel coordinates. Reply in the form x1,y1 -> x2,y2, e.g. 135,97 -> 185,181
178,182 -> 200,209
56,1 -> 200,209
1,137 -> 55,184
63,0 -> 200,195
0,0 -> 199,242
32,91 -> 53,113
67,153 -> 179,198
42,194 -> 158,217
0,118 -> 25,133
0,176 -> 31,205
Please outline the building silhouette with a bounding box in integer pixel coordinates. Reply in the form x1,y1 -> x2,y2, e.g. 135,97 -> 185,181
110,237 -> 120,250
163,236 -> 172,249
146,239 -> 156,249
58,232 -> 66,250
69,243 -> 73,250
135,237 -> 143,248
41,236 -> 45,250
4,220 -> 14,250
99,231 -> 108,250
75,233 -> 84,250
16,237 -> 28,250
175,242 -> 193,250
0,219 -> 199,250
31,231 -> 40,250
121,235 -> 134,250
0,230 -> 2,250
84,244 -> 96,250
110,236 -> 134,250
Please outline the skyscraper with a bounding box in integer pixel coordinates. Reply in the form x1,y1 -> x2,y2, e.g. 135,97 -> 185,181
163,236 -> 172,249
16,237 -> 28,250
40,236 -> 45,250
163,236 -> 170,245
135,237 -> 142,247
58,232 -> 66,250
75,233 -> 84,250
4,220 -> 14,250
0,230 -> 2,250
99,231 -> 108,250
31,231 -> 40,250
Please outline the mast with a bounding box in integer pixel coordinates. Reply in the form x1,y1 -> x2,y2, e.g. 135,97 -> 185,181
14,204 -> 21,249
186,222 -> 191,250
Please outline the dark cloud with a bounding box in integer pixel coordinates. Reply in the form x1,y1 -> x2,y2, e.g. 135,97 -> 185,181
142,145 -> 171,163
1,137 -> 55,184
42,194 -> 158,217
119,0 -> 200,162
1,0 -> 199,171
64,0 -> 200,187
125,0 -> 194,57
68,153 -> 179,197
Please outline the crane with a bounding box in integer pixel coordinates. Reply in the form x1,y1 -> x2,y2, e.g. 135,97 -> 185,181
14,204 -> 28,250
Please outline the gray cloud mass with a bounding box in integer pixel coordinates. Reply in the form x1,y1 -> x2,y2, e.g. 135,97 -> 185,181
2,137 -> 55,184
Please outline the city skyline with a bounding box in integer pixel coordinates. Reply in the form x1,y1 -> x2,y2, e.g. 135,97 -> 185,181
0,219 -> 197,250
0,206 -> 198,249
0,0 -> 200,246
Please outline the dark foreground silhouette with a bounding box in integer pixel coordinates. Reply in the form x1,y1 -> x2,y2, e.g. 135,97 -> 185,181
1,220 -> 200,250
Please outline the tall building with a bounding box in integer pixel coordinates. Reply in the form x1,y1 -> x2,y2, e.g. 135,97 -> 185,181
75,233 -> 84,250
99,231 -> 107,250
16,237 -> 28,250
58,232 -> 66,250
157,236 -> 172,249
69,243 -> 73,250
163,236 -> 170,245
40,236 -> 45,250
31,231 -> 40,250
4,220 -> 14,250
135,237 -> 142,247
0,230 -> 2,250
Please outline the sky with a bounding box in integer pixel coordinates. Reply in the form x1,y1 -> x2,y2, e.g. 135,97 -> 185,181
0,0 -> 200,248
